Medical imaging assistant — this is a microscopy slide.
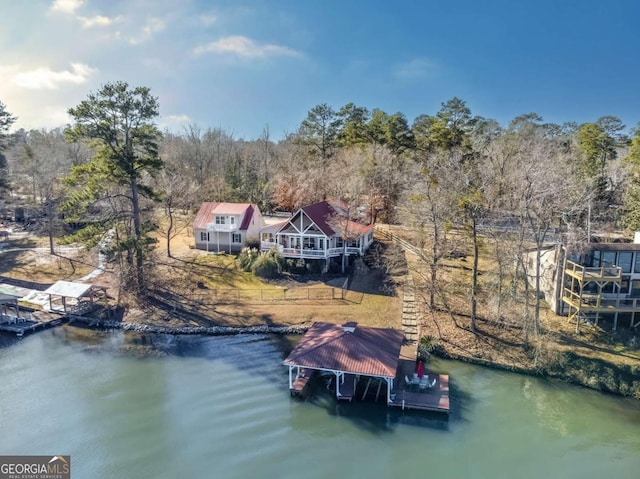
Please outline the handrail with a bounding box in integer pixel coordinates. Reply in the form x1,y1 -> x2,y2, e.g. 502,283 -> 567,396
564,260 -> 622,280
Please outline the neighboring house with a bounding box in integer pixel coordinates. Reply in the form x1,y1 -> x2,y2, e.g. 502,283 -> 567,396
527,241 -> 640,330
260,200 -> 375,272
193,202 -> 265,253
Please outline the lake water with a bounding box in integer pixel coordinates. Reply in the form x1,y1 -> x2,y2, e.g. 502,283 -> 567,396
0,327 -> 639,479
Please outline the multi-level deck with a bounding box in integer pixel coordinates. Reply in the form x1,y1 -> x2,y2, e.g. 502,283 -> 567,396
561,260 -> 640,330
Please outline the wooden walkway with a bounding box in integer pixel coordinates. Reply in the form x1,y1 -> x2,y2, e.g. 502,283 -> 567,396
389,359 -> 450,414
0,310 -> 63,337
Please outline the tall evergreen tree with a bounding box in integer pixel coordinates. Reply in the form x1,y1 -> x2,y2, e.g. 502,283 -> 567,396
64,81 -> 163,293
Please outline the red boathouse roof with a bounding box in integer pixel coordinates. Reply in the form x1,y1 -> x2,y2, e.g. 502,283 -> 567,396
283,322 -> 404,378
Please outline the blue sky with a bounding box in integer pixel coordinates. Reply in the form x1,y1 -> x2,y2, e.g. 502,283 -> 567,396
1,0 -> 639,139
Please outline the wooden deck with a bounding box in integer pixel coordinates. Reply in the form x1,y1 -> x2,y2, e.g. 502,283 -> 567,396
389,359 -> 450,414
0,310 -> 64,337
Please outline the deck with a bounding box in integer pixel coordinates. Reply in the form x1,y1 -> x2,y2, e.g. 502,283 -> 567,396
0,310 -> 64,336
389,359 -> 450,414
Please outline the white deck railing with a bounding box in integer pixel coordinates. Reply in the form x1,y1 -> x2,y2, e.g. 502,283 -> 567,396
207,223 -> 237,232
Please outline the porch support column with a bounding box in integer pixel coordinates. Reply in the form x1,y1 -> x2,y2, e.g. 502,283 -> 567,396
335,371 -> 343,398
288,365 -> 293,389
386,378 -> 393,403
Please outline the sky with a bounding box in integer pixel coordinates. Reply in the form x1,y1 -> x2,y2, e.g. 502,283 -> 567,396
1,0 -> 639,140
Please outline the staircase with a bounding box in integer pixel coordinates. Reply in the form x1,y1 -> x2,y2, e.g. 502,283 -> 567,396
402,275 -> 419,342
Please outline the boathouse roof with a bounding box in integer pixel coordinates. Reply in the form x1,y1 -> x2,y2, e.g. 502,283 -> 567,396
283,322 -> 404,378
0,292 -> 20,304
43,281 -> 99,299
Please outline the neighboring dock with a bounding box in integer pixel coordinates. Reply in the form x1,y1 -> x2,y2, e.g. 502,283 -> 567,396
0,310 -> 64,337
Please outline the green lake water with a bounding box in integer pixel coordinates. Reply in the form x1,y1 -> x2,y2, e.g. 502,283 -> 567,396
0,327 -> 638,479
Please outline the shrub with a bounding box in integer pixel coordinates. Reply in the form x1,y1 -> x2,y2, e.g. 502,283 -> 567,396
305,260 -> 323,275
244,236 -> 261,250
252,249 -> 284,278
236,247 -> 260,272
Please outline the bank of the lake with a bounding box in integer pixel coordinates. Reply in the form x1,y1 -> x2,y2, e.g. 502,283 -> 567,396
66,315 -> 640,400
0,326 -> 639,479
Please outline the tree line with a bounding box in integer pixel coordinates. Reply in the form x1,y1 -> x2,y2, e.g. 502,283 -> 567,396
1,83 -> 640,344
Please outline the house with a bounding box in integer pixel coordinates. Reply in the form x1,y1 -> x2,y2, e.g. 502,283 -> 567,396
527,240 -> 640,331
193,203 -> 265,253
259,200 -> 375,272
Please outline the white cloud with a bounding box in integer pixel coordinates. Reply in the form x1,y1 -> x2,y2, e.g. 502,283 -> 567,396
129,17 -> 165,45
78,14 -> 123,28
11,63 -> 97,90
200,14 -> 217,26
50,0 -> 85,15
193,35 -> 301,58
393,58 -> 438,80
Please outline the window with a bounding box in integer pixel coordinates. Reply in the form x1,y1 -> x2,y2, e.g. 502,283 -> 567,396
619,276 -> 630,295
200,232 -> 209,241
303,237 -> 315,249
336,238 -> 343,248
215,216 -> 226,225
631,280 -> 640,298
634,253 -> 640,273
230,216 -> 235,225
618,252 -> 632,273
602,251 -> 616,267
318,238 -> 324,249
232,233 -> 242,243
591,251 -> 601,267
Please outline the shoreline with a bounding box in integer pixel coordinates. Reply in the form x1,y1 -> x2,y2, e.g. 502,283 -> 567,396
81,319 -> 311,336
434,347 -> 640,400
67,319 -> 640,400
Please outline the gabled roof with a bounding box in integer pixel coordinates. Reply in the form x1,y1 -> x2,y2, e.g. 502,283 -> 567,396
301,201 -> 337,236
279,201 -> 374,238
283,322 -> 404,378
193,202 -> 259,230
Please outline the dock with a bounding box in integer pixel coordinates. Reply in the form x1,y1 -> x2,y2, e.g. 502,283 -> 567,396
284,322 -> 450,414
389,359 -> 450,413
0,310 -> 64,337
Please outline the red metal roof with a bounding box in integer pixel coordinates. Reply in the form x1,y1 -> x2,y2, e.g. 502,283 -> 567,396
301,201 -> 337,236
193,202 -> 219,229
193,202 -> 259,230
283,322 -> 404,378
298,201 -> 374,238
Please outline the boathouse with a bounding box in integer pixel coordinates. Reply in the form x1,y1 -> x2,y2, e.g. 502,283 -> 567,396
285,321 -> 450,413
43,281 -> 107,313
284,322 -> 404,403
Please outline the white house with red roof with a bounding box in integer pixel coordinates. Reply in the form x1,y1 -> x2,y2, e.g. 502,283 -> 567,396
260,200 -> 375,269
193,202 -> 265,253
